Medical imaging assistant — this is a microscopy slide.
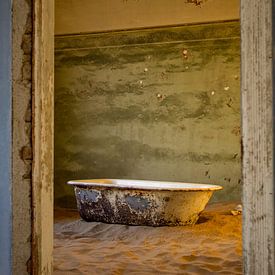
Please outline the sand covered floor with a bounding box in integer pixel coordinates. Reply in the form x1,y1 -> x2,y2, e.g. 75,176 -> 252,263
54,202 -> 242,275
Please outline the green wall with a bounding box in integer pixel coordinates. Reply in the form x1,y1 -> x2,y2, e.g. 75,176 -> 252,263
55,21 -> 241,208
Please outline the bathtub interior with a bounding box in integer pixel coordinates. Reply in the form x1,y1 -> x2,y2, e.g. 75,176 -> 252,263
68,179 -> 223,191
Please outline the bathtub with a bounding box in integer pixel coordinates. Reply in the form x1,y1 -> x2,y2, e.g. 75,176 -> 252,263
67,179 -> 222,226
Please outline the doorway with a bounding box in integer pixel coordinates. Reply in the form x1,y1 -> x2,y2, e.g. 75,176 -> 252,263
29,0 -> 275,274
53,1 -> 242,274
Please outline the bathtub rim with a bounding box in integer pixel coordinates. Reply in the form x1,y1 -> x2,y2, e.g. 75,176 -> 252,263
67,179 -> 223,192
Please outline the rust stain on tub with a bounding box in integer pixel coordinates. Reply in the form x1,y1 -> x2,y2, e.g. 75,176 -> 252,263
70,179 -> 222,226
125,195 -> 151,211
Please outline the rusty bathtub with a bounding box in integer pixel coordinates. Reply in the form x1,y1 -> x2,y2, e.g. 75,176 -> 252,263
67,179 -> 222,226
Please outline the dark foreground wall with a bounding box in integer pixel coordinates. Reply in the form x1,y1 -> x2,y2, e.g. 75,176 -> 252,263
0,0 -> 12,272
55,21 -> 241,207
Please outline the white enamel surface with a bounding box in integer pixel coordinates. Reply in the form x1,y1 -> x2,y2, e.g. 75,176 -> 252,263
67,179 -> 222,191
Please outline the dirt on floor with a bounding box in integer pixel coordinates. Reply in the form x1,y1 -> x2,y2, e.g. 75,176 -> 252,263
54,201 -> 242,274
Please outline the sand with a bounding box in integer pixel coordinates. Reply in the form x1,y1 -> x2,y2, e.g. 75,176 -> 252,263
54,202 -> 242,274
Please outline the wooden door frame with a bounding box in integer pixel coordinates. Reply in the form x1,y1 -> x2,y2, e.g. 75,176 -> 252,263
241,0 -> 275,273
30,0 -> 274,274
32,0 -> 54,273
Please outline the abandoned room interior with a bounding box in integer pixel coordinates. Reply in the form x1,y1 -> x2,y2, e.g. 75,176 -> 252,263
0,0 -> 274,274
53,0 -> 242,274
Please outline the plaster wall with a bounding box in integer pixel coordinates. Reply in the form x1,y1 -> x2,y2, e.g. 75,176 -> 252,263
55,0 -> 239,35
0,0 -> 32,273
12,0 -> 32,273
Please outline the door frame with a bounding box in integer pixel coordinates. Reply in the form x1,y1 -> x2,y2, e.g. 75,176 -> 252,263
32,0 -> 54,274
241,0 -> 275,273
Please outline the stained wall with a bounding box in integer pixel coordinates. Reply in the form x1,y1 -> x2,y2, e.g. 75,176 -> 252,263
12,0 -> 33,273
55,20 -> 241,207
55,0 -> 239,35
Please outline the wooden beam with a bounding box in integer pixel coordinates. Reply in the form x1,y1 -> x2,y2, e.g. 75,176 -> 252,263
241,0 -> 275,274
32,0 -> 54,273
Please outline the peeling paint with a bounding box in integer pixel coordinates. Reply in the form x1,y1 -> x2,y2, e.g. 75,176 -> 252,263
125,195 -> 150,211
74,185 -> 214,226
12,0 -> 33,273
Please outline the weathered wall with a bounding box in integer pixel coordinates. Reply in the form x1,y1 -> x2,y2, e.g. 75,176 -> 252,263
55,21 -> 241,207
55,0 -> 239,35
0,0 -> 32,274
12,0 -> 32,273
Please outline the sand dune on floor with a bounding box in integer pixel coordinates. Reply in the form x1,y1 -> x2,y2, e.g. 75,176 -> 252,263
54,202 -> 242,275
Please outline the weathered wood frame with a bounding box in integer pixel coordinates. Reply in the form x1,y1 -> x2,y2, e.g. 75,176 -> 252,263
241,0 -> 275,274
29,0 -> 275,274
32,0 -> 54,273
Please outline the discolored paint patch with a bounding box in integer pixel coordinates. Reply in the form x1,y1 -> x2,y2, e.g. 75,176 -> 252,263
55,22 -> 240,50
78,189 -> 102,203
125,195 -> 150,211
